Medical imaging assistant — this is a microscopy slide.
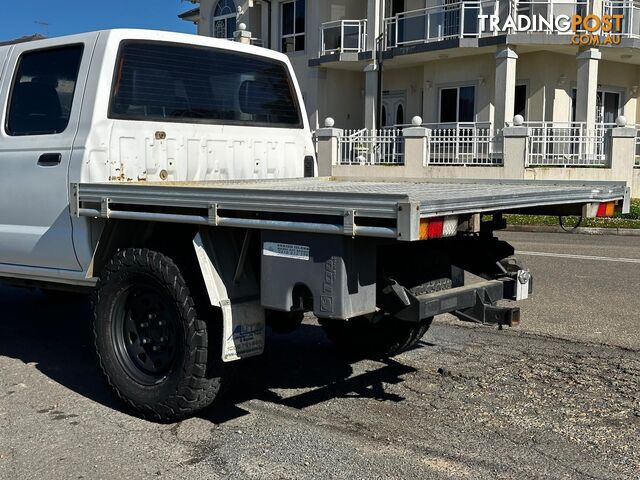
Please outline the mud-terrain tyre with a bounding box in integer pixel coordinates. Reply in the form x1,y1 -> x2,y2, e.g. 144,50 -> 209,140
320,278 -> 452,359
93,248 -> 221,422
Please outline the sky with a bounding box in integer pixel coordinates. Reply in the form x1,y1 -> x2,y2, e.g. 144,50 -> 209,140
0,0 -> 197,41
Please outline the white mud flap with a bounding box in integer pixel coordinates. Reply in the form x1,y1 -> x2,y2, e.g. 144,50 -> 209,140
193,229 -> 264,362
221,300 -> 265,362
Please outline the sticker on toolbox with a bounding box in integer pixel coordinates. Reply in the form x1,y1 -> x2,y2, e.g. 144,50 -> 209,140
263,242 -> 310,261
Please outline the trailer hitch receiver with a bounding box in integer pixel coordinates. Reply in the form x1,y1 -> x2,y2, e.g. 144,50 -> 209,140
453,290 -> 521,327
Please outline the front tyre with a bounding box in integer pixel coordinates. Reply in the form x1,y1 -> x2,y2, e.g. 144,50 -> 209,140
93,248 -> 221,422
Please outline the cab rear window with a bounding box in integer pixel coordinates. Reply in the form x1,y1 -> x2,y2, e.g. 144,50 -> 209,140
109,41 -> 302,128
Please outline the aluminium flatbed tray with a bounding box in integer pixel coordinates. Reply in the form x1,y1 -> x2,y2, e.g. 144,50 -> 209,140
72,177 -> 630,241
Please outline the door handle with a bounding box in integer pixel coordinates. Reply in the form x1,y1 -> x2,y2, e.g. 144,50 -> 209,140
38,153 -> 62,166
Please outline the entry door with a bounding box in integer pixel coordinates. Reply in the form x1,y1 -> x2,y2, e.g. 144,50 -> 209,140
571,88 -> 621,124
0,42 -> 90,270
596,91 -> 621,124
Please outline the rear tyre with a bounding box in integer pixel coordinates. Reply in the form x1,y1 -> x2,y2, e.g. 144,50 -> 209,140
93,248 -> 221,422
320,278 -> 452,359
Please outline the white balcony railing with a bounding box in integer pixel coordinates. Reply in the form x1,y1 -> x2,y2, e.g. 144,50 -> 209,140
338,128 -> 404,165
514,0 -> 588,35
320,20 -> 368,56
603,0 -> 640,38
526,122 -> 612,167
383,0 -> 599,50
384,1 -> 502,49
425,122 -> 503,166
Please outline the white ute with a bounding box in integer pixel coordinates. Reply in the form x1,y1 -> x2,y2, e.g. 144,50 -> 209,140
0,30 -> 629,421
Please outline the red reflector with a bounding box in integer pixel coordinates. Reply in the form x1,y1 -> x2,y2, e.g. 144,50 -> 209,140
427,217 -> 444,239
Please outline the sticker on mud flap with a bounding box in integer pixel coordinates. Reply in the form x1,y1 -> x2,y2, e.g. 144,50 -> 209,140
263,242 -> 310,261
222,300 -> 265,362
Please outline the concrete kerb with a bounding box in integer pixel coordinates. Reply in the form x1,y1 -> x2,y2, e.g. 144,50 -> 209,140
506,224 -> 640,236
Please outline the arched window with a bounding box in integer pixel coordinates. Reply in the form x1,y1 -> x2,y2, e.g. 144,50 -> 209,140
212,0 -> 236,39
396,104 -> 404,125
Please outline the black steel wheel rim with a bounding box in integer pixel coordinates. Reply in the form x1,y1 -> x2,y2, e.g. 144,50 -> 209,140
112,284 -> 180,385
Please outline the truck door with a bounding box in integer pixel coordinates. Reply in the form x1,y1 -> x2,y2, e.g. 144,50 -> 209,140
0,41 -> 90,270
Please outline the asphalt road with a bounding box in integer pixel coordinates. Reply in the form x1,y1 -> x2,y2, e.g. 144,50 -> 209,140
0,232 -> 638,480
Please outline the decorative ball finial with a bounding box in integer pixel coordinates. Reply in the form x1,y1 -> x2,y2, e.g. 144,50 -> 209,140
324,117 -> 335,128
513,114 -> 524,126
616,115 -> 627,127
238,22 -> 247,31
411,116 -> 423,127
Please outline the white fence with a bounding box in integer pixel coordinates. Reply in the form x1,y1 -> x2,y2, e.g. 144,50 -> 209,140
426,123 -> 503,166
338,129 -> 404,165
526,122 -> 611,167
320,20 -> 368,56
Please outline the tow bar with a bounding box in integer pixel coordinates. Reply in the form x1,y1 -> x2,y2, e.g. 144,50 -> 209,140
394,274 -> 531,328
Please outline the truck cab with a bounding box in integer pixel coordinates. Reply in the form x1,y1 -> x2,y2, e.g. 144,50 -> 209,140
0,29 -> 315,278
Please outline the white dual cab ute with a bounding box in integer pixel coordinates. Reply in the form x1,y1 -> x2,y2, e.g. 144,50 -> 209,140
0,29 -> 629,421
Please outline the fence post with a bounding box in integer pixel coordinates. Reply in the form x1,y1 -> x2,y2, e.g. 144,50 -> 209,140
402,116 -> 429,176
607,116 -> 636,186
316,118 -> 343,176
234,23 -> 252,44
501,115 -> 528,179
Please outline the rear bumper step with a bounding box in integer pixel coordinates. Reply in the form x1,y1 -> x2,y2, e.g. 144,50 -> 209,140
396,279 -> 524,327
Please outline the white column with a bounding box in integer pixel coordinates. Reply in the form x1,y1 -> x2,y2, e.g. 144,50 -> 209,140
260,1 -> 270,48
366,0 -> 383,51
364,67 -> 378,130
575,48 -> 601,132
270,0 -> 279,51
494,46 -> 518,129
364,0 -> 384,130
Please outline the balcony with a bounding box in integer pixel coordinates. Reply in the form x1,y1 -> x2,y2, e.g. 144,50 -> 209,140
319,20 -> 368,57
384,0 -> 503,50
604,0 -> 640,38
383,0 -> 596,51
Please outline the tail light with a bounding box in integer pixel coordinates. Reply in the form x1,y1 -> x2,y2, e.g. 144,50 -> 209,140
596,201 -> 615,218
419,216 -> 458,240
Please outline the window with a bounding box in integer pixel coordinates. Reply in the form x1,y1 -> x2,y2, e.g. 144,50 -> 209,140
110,41 -> 302,128
396,104 -> 404,125
6,45 -> 83,136
212,0 -> 236,39
514,84 -> 527,118
391,0 -> 404,15
571,88 -> 621,124
281,0 -> 305,53
439,86 -> 475,123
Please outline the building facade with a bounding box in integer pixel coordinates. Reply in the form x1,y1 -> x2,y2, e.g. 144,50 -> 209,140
181,0 -> 640,133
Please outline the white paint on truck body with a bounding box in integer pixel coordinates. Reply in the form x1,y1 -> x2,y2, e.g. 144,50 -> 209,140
0,29 -> 316,282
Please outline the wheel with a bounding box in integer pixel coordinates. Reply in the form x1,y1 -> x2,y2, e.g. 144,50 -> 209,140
320,278 -> 452,359
93,248 -> 221,422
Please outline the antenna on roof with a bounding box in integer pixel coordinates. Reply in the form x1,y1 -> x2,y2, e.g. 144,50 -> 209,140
34,21 -> 50,36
